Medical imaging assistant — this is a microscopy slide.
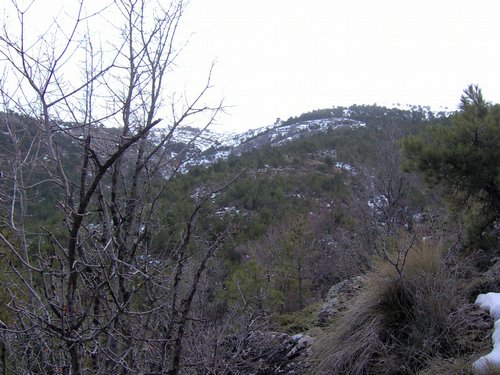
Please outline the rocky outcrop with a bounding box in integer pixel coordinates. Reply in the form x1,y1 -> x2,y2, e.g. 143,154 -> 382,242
218,276 -> 366,373
222,331 -> 313,374
317,276 -> 364,326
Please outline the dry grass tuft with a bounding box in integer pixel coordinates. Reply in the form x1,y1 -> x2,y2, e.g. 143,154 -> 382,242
421,357 -> 500,375
313,240 -> 490,375
419,356 -> 475,375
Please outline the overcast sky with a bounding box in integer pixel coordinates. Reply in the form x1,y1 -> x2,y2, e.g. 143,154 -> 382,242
3,0 -> 500,132
175,0 -> 500,131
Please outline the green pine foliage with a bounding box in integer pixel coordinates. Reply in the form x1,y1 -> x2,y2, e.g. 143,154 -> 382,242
403,85 -> 500,249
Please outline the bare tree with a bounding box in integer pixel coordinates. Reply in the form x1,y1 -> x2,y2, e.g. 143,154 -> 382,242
0,0 -> 226,373
355,122 -> 437,275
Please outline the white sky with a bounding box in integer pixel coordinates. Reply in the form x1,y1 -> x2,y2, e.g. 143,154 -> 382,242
2,0 -> 500,131
176,0 -> 500,131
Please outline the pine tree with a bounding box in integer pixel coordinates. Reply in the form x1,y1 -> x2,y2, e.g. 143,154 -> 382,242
403,85 -> 500,247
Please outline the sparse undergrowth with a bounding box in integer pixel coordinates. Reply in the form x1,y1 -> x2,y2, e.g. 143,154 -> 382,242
274,303 -> 323,334
313,240 -> 491,375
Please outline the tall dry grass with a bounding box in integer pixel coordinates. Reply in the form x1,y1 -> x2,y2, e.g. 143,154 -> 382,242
314,239 -> 489,375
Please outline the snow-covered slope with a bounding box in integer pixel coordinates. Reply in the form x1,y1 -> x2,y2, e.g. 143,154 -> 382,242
180,117 -> 364,168
149,104 -> 451,172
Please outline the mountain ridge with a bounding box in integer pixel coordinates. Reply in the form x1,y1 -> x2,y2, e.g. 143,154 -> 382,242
164,104 -> 453,170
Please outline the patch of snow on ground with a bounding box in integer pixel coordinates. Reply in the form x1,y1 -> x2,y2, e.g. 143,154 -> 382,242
368,195 -> 388,218
335,162 -> 355,173
214,150 -> 231,159
215,206 -> 240,216
473,292 -> 500,374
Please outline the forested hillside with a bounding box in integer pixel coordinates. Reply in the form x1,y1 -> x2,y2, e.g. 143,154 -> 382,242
156,103 -> 445,315
0,0 -> 499,372
4,89 -> 498,373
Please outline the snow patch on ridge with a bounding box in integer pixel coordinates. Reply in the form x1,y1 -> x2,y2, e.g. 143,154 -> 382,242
152,117 -> 366,173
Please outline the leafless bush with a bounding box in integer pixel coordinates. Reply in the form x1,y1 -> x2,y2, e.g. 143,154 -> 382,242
0,0 -> 229,373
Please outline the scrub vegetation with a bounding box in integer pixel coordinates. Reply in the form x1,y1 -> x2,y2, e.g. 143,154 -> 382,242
0,0 -> 499,372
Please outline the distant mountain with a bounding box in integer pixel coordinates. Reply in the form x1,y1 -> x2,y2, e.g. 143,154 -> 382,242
186,117 -> 363,168
155,104 -> 452,171
0,104 -> 452,179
